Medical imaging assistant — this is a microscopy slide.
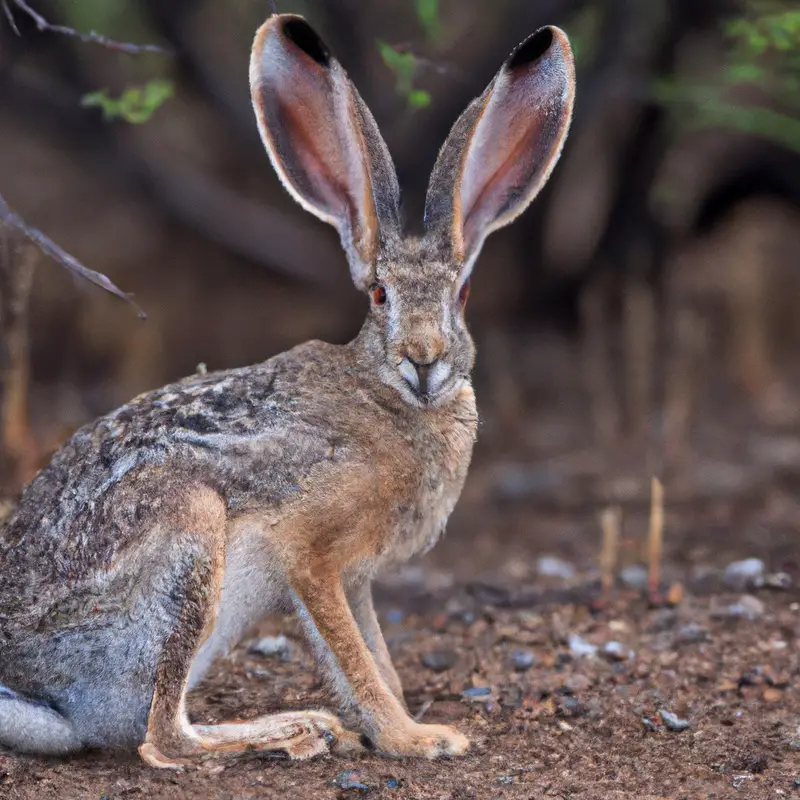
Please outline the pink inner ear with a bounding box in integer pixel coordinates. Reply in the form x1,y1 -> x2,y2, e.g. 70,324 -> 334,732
461,122 -> 535,252
456,44 -> 573,261
281,99 -> 350,222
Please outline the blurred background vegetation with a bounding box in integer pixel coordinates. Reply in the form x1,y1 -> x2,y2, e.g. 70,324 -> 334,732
1,0 -> 800,510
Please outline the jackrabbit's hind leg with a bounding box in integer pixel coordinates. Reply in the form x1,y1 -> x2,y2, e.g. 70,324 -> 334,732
0,686 -> 80,755
139,488 -> 360,769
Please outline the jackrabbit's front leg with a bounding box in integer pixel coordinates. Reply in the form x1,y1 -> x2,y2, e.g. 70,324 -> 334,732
347,578 -> 406,707
293,567 -> 468,759
139,488 -> 361,768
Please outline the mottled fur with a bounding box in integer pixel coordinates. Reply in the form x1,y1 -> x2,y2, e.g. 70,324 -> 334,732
0,14 -> 574,765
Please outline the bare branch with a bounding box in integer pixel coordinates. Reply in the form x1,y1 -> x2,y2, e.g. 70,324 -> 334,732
2,0 -> 20,36
0,192 -> 146,319
8,0 -> 173,56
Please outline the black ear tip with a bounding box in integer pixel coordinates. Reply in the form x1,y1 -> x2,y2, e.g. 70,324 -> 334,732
281,17 -> 330,66
508,26 -> 554,69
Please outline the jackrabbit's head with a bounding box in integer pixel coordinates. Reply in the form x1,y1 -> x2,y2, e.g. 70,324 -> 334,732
250,15 -> 574,407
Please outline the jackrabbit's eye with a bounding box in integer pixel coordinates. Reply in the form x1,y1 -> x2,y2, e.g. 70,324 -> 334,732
458,279 -> 471,310
370,283 -> 387,306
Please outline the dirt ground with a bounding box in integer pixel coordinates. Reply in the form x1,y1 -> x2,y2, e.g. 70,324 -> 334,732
2,336 -> 800,800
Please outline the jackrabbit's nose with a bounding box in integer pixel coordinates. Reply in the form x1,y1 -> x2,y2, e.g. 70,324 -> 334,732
407,356 -> 438,395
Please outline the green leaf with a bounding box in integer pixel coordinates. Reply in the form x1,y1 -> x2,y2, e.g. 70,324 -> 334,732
725,63 -> 764,83
377,40 -> 417,96
414,0 -> 441,42
81,79 -> 174,124
408,89 -> 432,108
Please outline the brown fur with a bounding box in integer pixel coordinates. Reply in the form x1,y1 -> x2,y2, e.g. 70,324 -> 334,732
0,14 -> 574,765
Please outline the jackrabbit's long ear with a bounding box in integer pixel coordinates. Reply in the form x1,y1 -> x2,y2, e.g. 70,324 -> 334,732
250,15 -> 401,290
424,26 -> 575,280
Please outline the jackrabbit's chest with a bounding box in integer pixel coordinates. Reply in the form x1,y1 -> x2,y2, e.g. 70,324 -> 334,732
379,388 -> 477,565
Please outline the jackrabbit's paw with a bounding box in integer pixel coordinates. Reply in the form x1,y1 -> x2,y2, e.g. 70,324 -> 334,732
377,722 -> 469,759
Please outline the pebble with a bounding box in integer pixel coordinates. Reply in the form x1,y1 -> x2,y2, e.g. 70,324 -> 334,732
333,769 -> 370,792
720,594 -> 765,620
421,650 -> 458,672
559,696 -> 581,715
674,622 -> 709,645
601,641 -> 631,662
510,649 -> 537,671
248,634 -> 292,660
619,564 -> 649,590
763,572 -> 792,590
462,686 -> 492,698
659,709 -> 690,731
665,582 -> 685,606
564,674 -> 591,693
568,634 -> 598,657
723,558 -> 765,590
537,555 -> 576,580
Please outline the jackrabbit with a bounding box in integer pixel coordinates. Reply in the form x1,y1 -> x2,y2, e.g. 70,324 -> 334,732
0,14 -> 574,766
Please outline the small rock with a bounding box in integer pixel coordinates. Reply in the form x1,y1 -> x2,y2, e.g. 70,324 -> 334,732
564,674 -> 591,693
619,564 -> 649,590
721,594 -> 765,620
536,556 -> 576,580
665,582 -> 685,607
559,696 -> 582,715
763,572 -> 792,590
674,622 -> 709,645
568,634 -> 598,657
510,649 -> 537,671
601,641 -> 631,662
333,769 -> 370,792
421,650 -> 458,672
248,634 -> 292,660
659,709 -> 690,731
499,775 -> 514,785
462,686 -> 492,698
723,558 -> 765,591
